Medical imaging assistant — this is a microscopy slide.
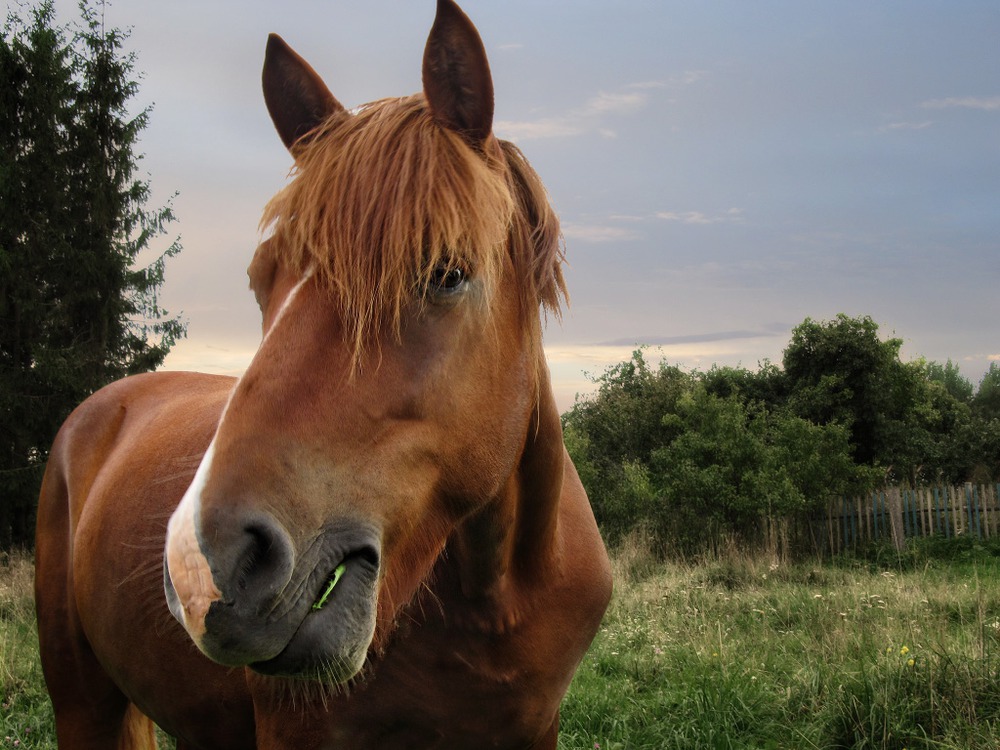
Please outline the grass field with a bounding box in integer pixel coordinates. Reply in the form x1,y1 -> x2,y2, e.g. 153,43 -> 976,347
4,538 -> 1000,749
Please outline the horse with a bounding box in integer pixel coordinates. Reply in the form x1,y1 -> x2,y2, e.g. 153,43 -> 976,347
34,1 -> 612,747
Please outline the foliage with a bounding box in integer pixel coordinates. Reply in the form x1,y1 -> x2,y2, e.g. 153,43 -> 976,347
563,352 -> 691,546
566,316 -> 998,556
700,359 -> 788,411
973,363 -> 1000,422
781,318 -> 992,487
650,386 -> 857,554
563,349 -> 863,555
784,315 -> 922,478
925,358 -> 974,403
961,363 -> 1000,482
0,1 -> 184,548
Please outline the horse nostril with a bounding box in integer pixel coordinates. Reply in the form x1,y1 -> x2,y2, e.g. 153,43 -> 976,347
230,515 -> 295,598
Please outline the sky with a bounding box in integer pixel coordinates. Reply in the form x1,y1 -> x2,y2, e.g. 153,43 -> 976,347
52,0 -> 999,412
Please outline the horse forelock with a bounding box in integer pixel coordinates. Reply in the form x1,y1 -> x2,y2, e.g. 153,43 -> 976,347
259,94 -> 565,364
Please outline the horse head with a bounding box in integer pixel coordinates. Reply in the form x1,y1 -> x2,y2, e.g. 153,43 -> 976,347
163,0 -> 566,685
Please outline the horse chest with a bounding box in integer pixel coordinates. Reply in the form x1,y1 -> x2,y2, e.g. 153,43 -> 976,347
308,624 -> 563,748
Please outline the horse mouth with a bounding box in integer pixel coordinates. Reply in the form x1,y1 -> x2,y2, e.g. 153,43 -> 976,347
247,550 -> 380,681
165,522 -> 381,683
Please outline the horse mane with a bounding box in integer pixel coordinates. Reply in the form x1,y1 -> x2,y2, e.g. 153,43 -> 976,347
259,93 -> 566,362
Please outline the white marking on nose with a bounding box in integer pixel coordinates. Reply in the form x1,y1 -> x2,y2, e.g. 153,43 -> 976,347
165,270 -> 312,638
166,440 -> 221,639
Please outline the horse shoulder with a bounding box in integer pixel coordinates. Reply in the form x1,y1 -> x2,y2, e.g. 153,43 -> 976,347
41,373 -> 231,527
556,446 -> 613,617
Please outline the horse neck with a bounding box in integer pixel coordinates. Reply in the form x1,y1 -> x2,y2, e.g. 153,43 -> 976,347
446,364 -> 565,607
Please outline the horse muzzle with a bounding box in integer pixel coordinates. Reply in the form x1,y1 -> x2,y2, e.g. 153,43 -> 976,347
164,504 -> 381,683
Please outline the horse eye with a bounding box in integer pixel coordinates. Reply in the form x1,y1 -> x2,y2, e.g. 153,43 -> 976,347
428,266 -> 468,295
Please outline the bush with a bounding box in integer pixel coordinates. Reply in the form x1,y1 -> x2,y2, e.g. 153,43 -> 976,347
564,351 -> 862,556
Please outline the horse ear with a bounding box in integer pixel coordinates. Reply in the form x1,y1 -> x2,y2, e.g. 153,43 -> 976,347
422,0 -> 494,147
263,34 -> 345,152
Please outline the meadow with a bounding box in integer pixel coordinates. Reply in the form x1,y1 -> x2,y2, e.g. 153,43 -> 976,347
4,538 -> 1000,749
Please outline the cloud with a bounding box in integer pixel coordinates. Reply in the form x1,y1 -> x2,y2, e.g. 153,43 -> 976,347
878,121 -> 934,133
656,208 -> 744,225
581,91 -> 647,116
494,118 -> 583,140
921,96 -> 1000,111
558,208 -> 743,243
496,88 -> 649,141
544,327 -> 789,409
495,73 -> 704,141
596,328 -> 785,348
561,223 -> 642,243
627,80 -> 668,90
628,71 -> 707,89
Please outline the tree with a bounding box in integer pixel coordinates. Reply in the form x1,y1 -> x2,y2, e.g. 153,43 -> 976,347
562,350 -> 692,483
924,359 -> 974,404
0,1 -> 184,548
966,363 -> 1000,481
974,363 -> 1000,423
700,360 -> 788,411
562,349 -> 692,543
782,314 -> 939,483
649,387 -> 858,554
564,318 -> 998,556
563,350 -> 861,555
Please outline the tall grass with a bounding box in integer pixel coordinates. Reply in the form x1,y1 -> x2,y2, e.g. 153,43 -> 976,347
4,542 -> 1000,749
559,533 -> 1000,749
0,551 -> 53,749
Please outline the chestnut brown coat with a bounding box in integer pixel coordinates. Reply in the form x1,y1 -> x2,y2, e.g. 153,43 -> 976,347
34,2 -> 612,748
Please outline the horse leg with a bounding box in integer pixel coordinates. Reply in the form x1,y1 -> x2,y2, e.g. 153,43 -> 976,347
35,470 -> 157,750
527,713 -> 559,750
36,595 -> 157,749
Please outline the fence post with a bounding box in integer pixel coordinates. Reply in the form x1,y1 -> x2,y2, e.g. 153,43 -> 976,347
953,486 -> 962,536
934,487 -> 943,537
973,485 -> 983,540
981,485 -> 991,539
990,484 -> 1000,534
841,497 -> 848,549
965,484 -> 975,538
848,496 -> 857,548
886,486 -> 906,551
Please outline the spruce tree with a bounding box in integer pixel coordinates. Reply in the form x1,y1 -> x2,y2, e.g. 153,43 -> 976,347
0,1 -> 184,548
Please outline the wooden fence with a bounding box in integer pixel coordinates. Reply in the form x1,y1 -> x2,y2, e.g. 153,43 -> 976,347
822,484 -> 1000,555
